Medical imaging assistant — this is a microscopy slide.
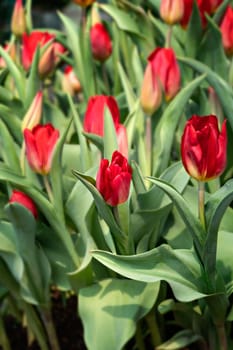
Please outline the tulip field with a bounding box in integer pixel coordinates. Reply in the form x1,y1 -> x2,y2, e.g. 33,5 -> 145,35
1,0 -> 233,349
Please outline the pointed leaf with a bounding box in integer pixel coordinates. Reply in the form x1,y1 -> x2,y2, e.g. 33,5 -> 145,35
103,106 -> 118,160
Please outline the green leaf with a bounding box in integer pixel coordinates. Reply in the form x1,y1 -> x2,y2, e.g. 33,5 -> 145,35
118,62 -> 137,112
204,179 -> 233,280
184,0 -> 202,58
0,104 -> 22,143
99,4 -> 144,37
79,278 -> 160,350
0,119 -> 21,172
152,74 -> 206,176
178,57 -> 233,130
25,47 -> 41,109
146,177 -> 205,259
0,46 -> 26,101
156,329 -> 202,350
103,106 -> 118,160
92,245 -> 207,302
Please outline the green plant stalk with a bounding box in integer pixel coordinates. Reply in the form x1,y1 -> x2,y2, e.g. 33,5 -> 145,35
145,309 -> 161,347
145,115 -> 152,176
198,181 -> 206,231
43,175 -> 54,203
165,25 -> 173,48
135,321 -> 146,350
216,324 -> 227,350
40,306 -> 60,350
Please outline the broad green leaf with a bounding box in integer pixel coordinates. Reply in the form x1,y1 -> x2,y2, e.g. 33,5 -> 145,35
217,231 -> 233,296
99,4 -> 144,37
0,46 -> 26,101
146,177 -> 205,259
103,106 -> 118,160
79,278 -> 160,350
152,74 -> 206,176
0,119 -> 21,172
0,104 -> 22,143
185,0 -> 202,58
204,179 -> 233,280
157,330 -> 202,350
118,62 -> 137,112
178,57 -> 233,130
72,169 -> 128,254
92,244 -> 207,302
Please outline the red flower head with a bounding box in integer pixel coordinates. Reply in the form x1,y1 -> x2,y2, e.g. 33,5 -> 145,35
83,95 -> 120,136
96,151 -> 132,206
9,190 -> 38,219
90,23 -> 112,62
181,115 -> 227,181
24,123 -> 60,175
220,6 -> 233,56
180,0 -> 212,28
148,47 -> 180,101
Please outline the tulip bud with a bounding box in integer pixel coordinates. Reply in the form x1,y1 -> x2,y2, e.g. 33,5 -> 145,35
140,62 -> 162,115
83,95 -> 120,136
181,115 -> 227,181
62,65 -> 82,96
11,0 -> 26,38
96,151 -> 132,206
24,123 -> 59,175
90,23 -> 112,62
73,0 -> 95,6
9,190 -> 38,219
148,47 -> 180,101
38,43 -> 56,78
160,0 -> 184,25
22,91 -> 43,131
220,6 -> 233,56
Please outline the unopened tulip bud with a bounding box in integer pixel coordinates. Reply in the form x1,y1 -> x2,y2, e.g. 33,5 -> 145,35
38,44 -> 56,78
116,124 -> 129,159
90,23 -> 112,62
140,63 -> 162,116
9,190 -> 38,219
160,0 -> 184,25
11,0 -> 26,38
22,91 -> 43,131
62,66 -> 82,96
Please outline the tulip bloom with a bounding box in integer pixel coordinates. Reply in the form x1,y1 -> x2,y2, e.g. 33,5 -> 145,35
180,0 -> 212,28
181,115 -> 227,181
9,190 -> 38,219
160,0 -> 184,25
11,0 -> 26,37
96,151 -> 132,206
90,23 -> 112,62
83,95 -> 120,136
140,60 -> 162,115
24,123 -> 59,175
148,47 -> 180,101
22,31 -> 66,74
220,6 -> 233,56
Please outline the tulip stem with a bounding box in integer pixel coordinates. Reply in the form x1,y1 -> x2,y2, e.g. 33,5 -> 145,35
43,175 -> 53,203
145,115 -> 152,176
165,25 -> 173,48
198,181 -> 206,231
40,306 -> 60,350
20,141 -> 26,176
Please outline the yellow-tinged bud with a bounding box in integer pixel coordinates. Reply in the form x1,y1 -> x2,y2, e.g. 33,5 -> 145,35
11,0 -> 26,37
22,91 -> 43,131
160,0 -> 184,25
38,44 -> 56,78
73,0 -> 95,7
140,63 -> 162,116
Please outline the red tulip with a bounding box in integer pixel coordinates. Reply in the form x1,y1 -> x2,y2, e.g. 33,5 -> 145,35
181,115 -> 227,181
116,124 -> 129,159
22,31 -> 66,75
90,23 -> 112,62
62,65 -> 82,95
210,0 -> 223,13
148,47 -> 180,101
96,151 -> 132,206
83,95 -> 120,136
220,6 -> 233,56
160,0 -> 184,25
9,190 -> 38,219
180,0 -> 212,28
24,123 -> 59,175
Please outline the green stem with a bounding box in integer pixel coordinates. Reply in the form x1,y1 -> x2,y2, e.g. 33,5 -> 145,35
135,321 -> 146,350
145,115 -> 152,176
198,181 -> 206,231
40,306 -> 60,350
20,141 -> 26,176
145,309 -> 161,347
43,175 -> 53,203
0,316 -> 11,350
165,25 -> 173,48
